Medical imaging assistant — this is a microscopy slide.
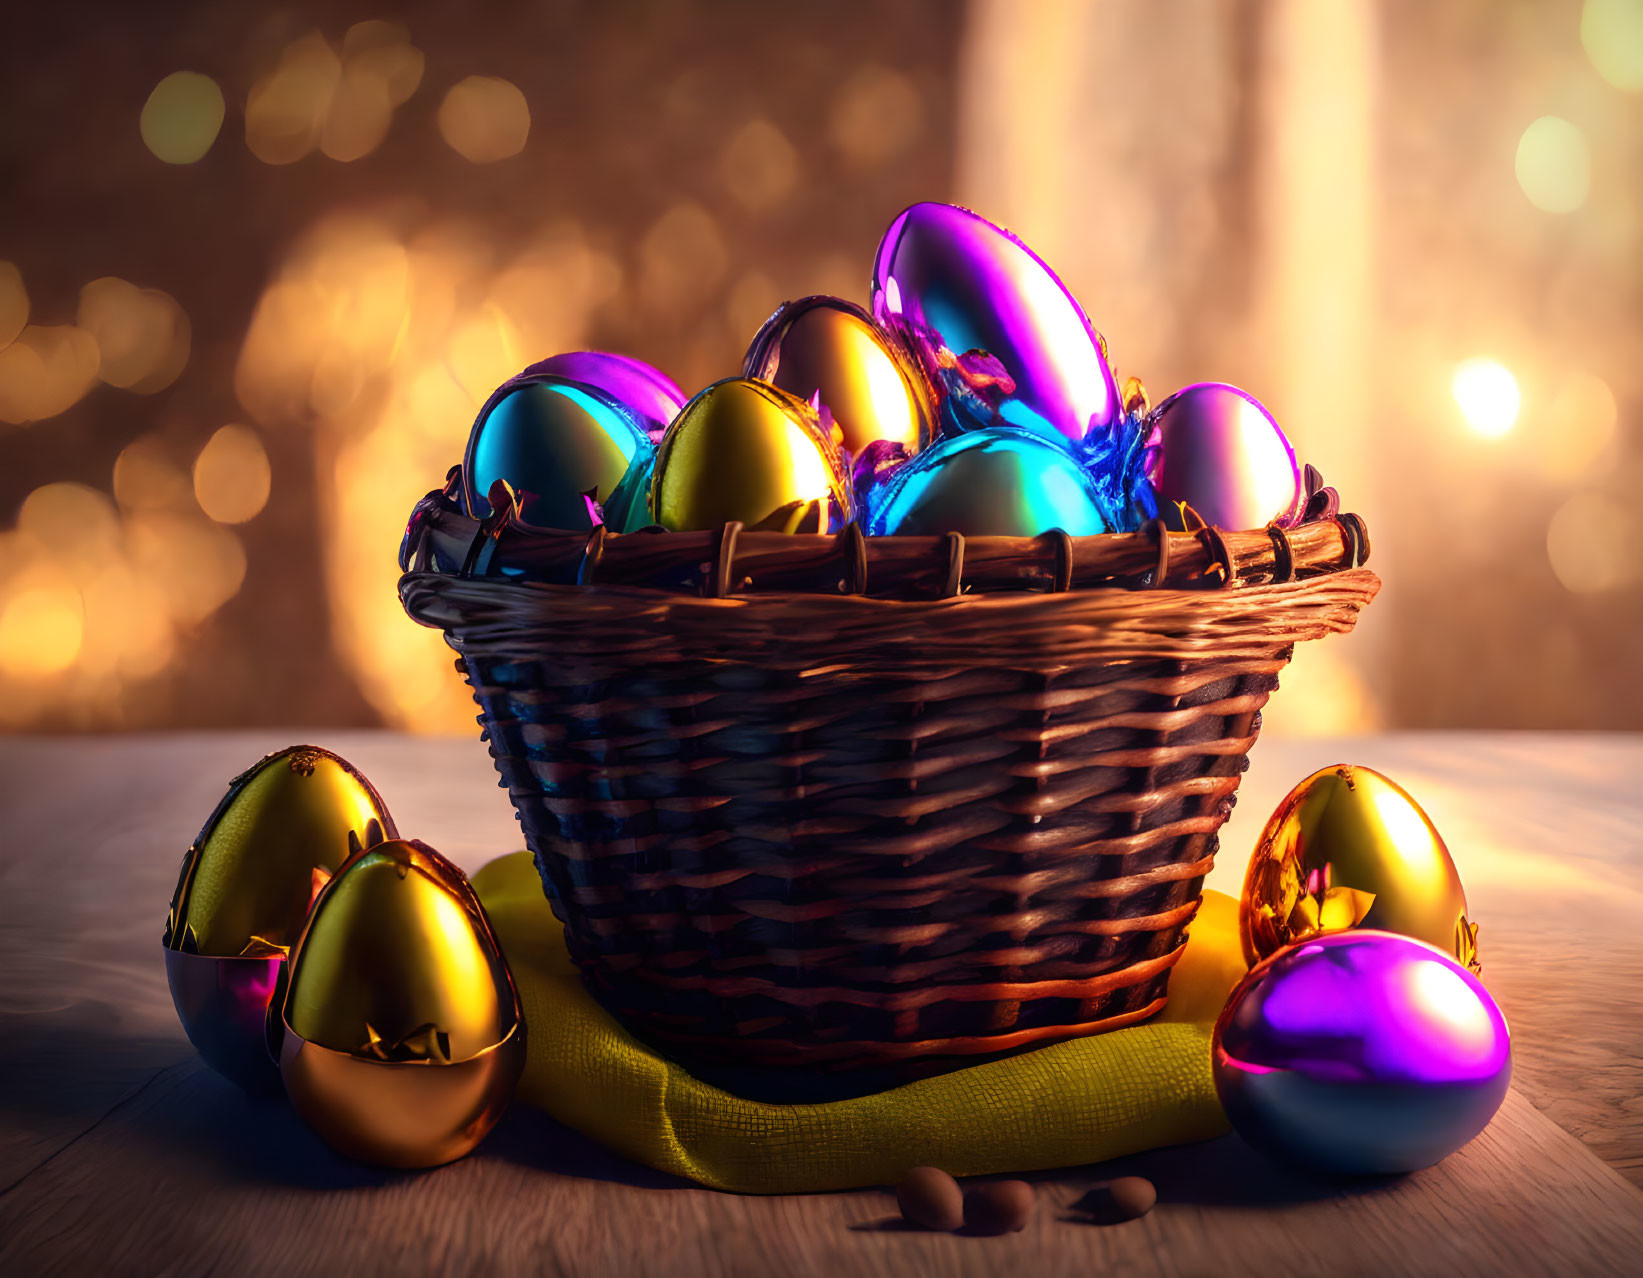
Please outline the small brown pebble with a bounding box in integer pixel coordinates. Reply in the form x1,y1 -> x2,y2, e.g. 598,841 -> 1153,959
963,1180 -> 1035,1235
896,1166 -> 964,1232
1075,1175 -> 1157,1224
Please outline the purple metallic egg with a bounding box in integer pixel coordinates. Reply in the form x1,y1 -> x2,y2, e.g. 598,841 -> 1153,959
1213,931 -> 1511,1175
871,202 -> 1120,444
1147,383 -> 1302,529
521,351 -> 686,441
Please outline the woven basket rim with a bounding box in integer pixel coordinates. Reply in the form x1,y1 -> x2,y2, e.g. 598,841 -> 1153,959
400,473 -> 1371,603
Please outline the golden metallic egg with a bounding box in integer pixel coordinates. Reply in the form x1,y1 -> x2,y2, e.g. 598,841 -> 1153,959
163,745 -> 397,1092
1239,765 -> 1479,973
742,295 -> 933,455
273,839 -> 525,1168
649,377 -> 851,532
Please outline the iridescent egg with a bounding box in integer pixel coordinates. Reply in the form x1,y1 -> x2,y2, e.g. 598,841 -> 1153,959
164,745 -> 396,1092
462,374 -> 655,531
1214,931 -> 1511,1174
871,202 -> 1120,443
521,351 -> 686,442
273,839 -> 525,1168
867,426 -> 1110,538
1147,383 -> 1302,530
742,296 -> 933,455
1241,765 -> 1479,973
650,378 -> 850,533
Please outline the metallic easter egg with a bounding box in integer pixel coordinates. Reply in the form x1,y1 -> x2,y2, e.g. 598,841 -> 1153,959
521,351 -> 686,442
650,377 -> 851,533
1147,382 -> 1302,530
871,202 -> 1120,443
867,425 -> 1111,537
1213,931 -> 1511,1174
164,745 -> 397,1092
273,839 -> 525,1168
742,295 -> 934,455
462,374 -> 655,530
1240,765 -> 1479,974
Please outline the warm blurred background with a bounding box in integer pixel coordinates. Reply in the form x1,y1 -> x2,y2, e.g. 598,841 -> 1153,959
0,0 -> 1638,736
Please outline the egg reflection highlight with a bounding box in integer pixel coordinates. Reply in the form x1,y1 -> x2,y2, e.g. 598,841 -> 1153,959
164,745 -> 397,1093
273,838 -> 525,1168
866,426 -> 1110,538
871,201 -> 1119,443
462,374 -> 655,531
1213,931 -> 1511,1174
650,377 -> 849,533
1147,382 -> 1301,530
743,296 -> 933,455
522,350 -> 685,442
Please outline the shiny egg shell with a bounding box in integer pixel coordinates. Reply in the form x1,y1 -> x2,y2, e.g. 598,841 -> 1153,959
163,744 -> 395,1092
462,374 -> 654,529
1213,930 -> 1511,1174
866,426 -> 1110,537
743,295 -> 933,455
1240,765 -> 1478,972
650,378 -> 850,533
1147,382 -> 1302,530
871,201 -> 1120,443
275,839 -> 524,1168
521,351 -> 685,441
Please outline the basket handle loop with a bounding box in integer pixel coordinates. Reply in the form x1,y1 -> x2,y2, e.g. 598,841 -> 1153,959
1141,518 -> 1170,589
1048,529 -> 1074,592
711,521 -> 743,599
578,525 -> 607,586
841,522 -> 868,595
941,532 -> 966,598
1266,523 -> 1295,585
1194,524 -> 1234,588
461,479 -> 518,578
1338,512 -> 1371,567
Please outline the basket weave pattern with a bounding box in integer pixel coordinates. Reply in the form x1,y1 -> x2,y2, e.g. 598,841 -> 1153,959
402,505 -> 1378,1077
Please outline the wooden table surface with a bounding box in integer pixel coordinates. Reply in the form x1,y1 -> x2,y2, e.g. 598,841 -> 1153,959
2,731 -> 1641,1276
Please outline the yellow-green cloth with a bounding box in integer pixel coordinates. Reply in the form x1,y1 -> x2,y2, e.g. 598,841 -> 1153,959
473,852 -> 1247,1194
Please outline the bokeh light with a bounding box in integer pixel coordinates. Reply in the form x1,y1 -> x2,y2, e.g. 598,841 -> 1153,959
1542,373 -> 1619,481
638,203 -> 727,316
0,583 -> 83,677
193,425 -> 272,524
726,271 -> 779,341
1546,493 -> 1642,594
437,76 -> 530,162
77,277 -> 190,392
1451,358 -> 1521,438
829,65 -> 923,169
721,118 -> 799,212
0,260 -> 30,347
140,72 -> 225,164
0,324 -> 101,424
1515,116 -> 1591,213
1582,0 -> 1643,91
113,434 -> 192,511
245,32 -> 342,165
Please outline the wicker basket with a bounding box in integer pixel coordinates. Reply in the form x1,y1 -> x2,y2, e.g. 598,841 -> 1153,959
399,471 -> 1379,1082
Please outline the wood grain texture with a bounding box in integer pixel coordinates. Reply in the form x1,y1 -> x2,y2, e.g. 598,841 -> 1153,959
2,732 -> 1641,1277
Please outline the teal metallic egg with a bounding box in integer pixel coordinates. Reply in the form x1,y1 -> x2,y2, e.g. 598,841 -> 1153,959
866,426 -> 1110,537
462,374 -> 655,531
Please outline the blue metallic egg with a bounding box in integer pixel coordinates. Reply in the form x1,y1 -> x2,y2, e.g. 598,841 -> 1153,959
462,375 -> 655,531
871,202 -> 1120,444
1213,930 -> 1512,1175
866,426 -> 1111,538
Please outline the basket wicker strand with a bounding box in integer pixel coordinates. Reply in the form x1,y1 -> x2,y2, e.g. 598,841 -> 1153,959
401,482 -> 1378,1081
